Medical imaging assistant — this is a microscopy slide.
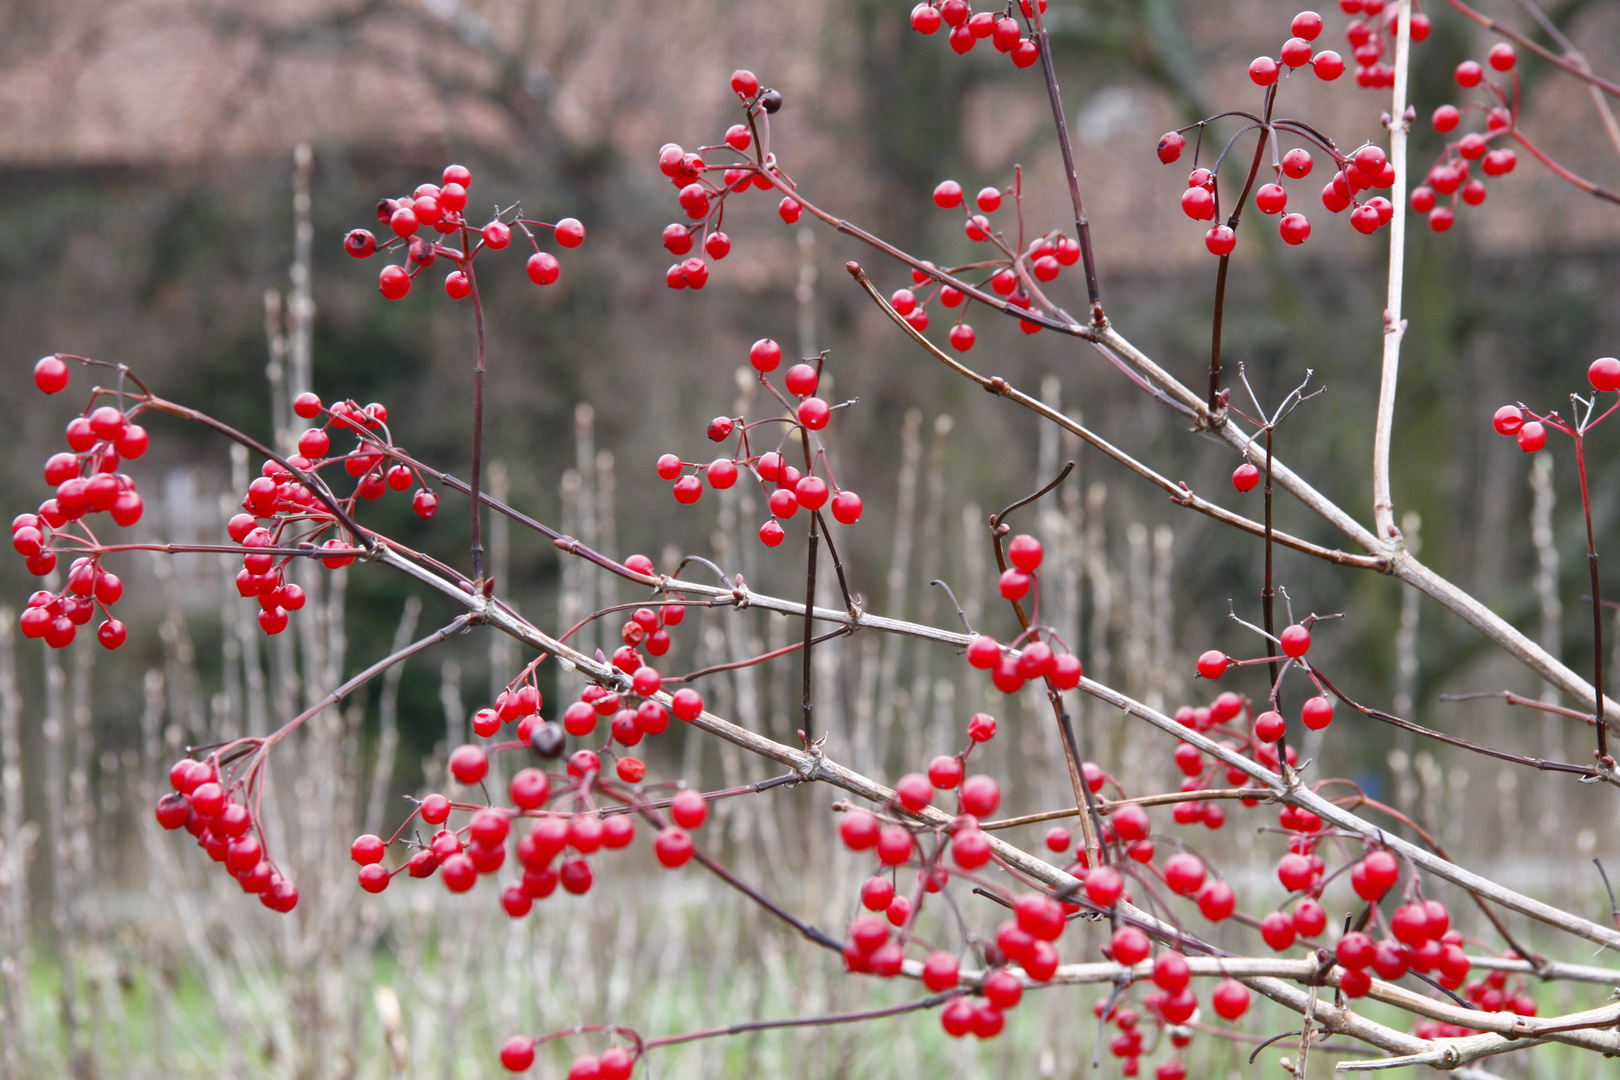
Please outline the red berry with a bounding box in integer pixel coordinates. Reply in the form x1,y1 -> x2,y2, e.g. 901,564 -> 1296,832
1157,131 -> 1186,163
1153,951 -> 1191,992
840,809 -> 880,851
34,356 -> 70,394
379,264 -> 411,300
1112,926 -> 1150,965
1282,148 -> 1313,178
1591,357 -> 1620,393
959,774 -> 1000,817
1211,979 -> 1250,1019
876,825 -> 914,865
1488,43 -> 1516,71
948,324 -> 976,352
1007,533 -> 1043,571
1250,55 -> 1280,85
967,712 -> 997,741
1085,864 -> 1124,907
526,252 -> 561,286
927,755 -> 965,789
1255,183 -> 1287,215
730,69 -> 759,97
1280,623 -> 1311,657
798,397 -> 831,430
1197,880 -> 1236,921
967,635 -> 1001,669
1456,60 -> 1483,87
829,490 -> 863,524
1205,226 -> 1236,256
1180,186 -> 1215,221
500,1036 -> 536,1072
1164,852 -> 1206,895
449,744 -> 489,785
1301,695 -> 1334,730
1517,421 -> 1546,452
1196,650 -> 1229,679
554,218 -> 585,248
998,568 -> 1031,601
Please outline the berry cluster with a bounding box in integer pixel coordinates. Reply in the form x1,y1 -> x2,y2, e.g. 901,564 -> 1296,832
656,340 -> 863,546
658,70 -> 792,291
907,0 -> 1047,68
835,716 -> 1059,1041
892,174 -> 1082,352
155,756 -> 299,912
961,535 -> 1085,692
498,1037 -> 638,1080
222,392 -> 440,636
1411,47 -> 1523,232
1156,9 -> 1407,255
1491,356 -> 1620,455
1335,0 -> 1431,89
15,556 -> 126,651
13,358 -> 149,649
1242,8 -> 1347,90
349,609 -> 710,909
1333,894 -> 1468,997
343,164 -> 584,300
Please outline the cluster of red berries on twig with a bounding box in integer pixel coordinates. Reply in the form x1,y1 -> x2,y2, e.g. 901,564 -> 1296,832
224,391 -> 440,636
892,170 -> 1081,352
656,340 -> 863,546
343,163 -> 584,300
1491,356 -> 1620,454
1336,0 -> 1432,89
1412,47 -> 1525,232
13,356 -> 148,649
155,754 -> 300,912
348,597 -> 712,909
961,535 -> 1085,692
907,0 -> 1047,68
1156,9 -> 1406,255
658,70 -> 792,291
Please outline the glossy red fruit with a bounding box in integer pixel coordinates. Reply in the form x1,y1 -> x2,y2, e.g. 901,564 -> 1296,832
1112,926 -> 1150,965
959,774 -> 1000,817
1250,56 -> 1279,85
1197,879 -> 1236,921
1212,979 -> 1250,1019
500,1036 -> 536,1071
1196,650 -> 1229,679
1280,623 -> 1311,657
1085,865 -> 1124,907
1589,357 -> 1620,393
527,252 -> 561,285
1164,853 -> 1206,896
1157,131 -> 1186,163
1517,421 -> 1546,453
1153,951 -> 1191,992
1301,695 -> 1334,730
379,264 -> 411,300
449,744 -> 489,785
34,356 -> 70,394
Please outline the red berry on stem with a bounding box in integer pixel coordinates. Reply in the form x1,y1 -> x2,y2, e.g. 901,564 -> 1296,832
1196,650 -> 1229,679
1157,131 -> 1185,163
1590,357 -> 1620,393
34,356 -> 70,394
